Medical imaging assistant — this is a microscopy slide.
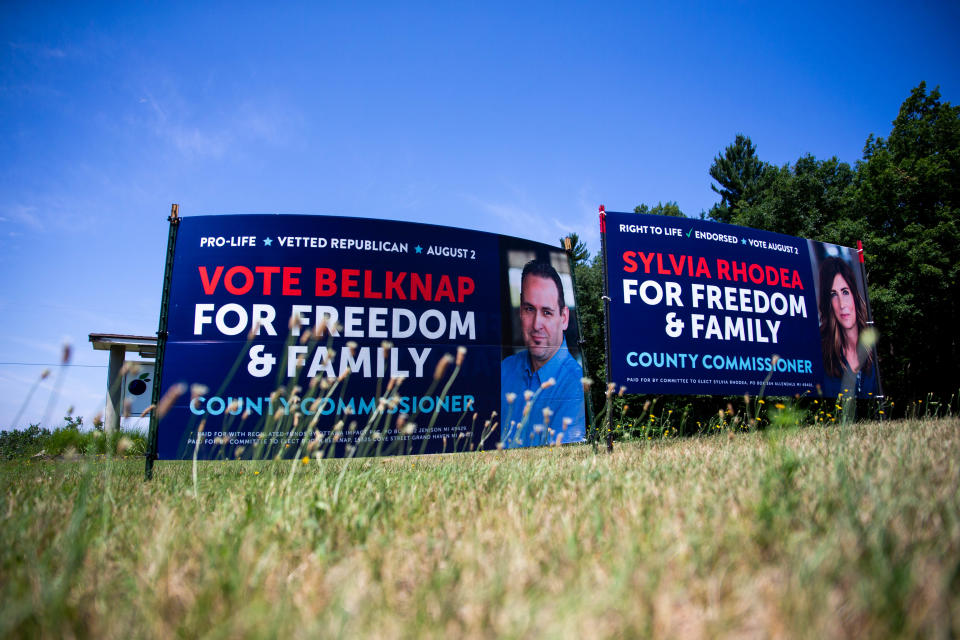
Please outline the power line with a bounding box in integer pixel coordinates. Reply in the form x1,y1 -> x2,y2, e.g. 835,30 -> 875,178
0,362 -> 107,368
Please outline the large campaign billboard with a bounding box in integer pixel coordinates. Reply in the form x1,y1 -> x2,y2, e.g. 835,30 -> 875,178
154,215 -> 588,460
602,210 -> 881,399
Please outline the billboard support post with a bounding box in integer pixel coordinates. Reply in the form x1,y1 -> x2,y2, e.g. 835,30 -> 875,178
598,205 -> 614,453
145,203 -> 180,481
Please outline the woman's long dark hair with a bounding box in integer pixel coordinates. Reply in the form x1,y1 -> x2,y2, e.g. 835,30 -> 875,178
818,257 -> 873,377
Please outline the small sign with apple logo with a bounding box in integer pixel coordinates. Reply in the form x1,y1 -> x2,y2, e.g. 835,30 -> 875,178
122,363 -> 156,417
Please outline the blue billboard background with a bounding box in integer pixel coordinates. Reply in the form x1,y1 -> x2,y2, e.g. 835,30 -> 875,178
603,211 -> 881,399
155,214 -> 587,460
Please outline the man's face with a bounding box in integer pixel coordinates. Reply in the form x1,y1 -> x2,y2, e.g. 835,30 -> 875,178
520,274 -> 569,371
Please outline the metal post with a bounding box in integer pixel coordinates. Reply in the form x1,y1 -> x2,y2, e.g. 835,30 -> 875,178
598,205 -> 614,453
146,204 -> 180,481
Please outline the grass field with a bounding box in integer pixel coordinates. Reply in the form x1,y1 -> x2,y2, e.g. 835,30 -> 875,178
2,418 -> 958,638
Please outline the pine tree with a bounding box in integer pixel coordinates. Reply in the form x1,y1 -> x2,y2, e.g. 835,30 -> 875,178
708,134 -> 769,223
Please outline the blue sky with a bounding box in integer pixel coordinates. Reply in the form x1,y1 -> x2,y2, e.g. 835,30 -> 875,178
2,1 -> 958,429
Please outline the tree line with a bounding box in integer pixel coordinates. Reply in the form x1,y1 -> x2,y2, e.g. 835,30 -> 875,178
569,82 -> 959,420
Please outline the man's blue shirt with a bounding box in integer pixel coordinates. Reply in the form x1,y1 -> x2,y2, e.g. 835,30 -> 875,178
500,340 -> 586,447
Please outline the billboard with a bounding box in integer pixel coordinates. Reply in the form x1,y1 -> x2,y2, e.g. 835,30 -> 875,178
602,211 -> 881,399
154,215 -> 588,460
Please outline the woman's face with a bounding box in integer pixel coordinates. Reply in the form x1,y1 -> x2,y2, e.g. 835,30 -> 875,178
829,273 -> 857,331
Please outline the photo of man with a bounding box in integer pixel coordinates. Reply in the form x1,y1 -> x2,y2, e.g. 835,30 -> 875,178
500,259 -> 586,447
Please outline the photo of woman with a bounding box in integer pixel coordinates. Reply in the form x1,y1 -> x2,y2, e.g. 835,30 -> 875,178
816,256 -> 879,398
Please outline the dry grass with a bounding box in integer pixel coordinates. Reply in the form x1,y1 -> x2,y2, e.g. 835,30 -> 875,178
2,418 -> 959,638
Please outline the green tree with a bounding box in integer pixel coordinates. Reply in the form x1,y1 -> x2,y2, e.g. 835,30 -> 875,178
849,82 -> 960,399
634,201 -> 685,217
731,155 -> 856,240
570,252 -> 606,422
561,232 -> 590,266
708,134 -> 770,223
718,84 -> 960,400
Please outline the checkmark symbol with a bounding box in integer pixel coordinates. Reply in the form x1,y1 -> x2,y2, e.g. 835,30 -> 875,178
685,228 -> 693,238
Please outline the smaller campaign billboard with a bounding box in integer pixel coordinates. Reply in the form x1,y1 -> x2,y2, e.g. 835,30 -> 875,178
123,362 -> 155,416
602,211 -> 881,399
153,214 -> 589,460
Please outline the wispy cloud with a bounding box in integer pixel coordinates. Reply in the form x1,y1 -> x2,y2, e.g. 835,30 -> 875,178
139,91 -> 302,159
140,93 -> 229,157
7,41 -> 70,60
0,205 -> 44,232
461,184 -> 604,251
0,194 -> 106,240
465,196 -> 554,241
4,334 -> 77,362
